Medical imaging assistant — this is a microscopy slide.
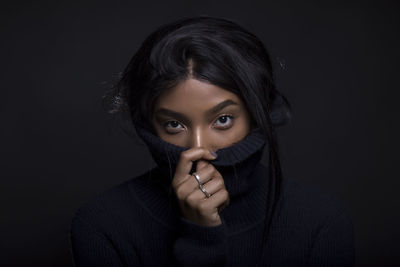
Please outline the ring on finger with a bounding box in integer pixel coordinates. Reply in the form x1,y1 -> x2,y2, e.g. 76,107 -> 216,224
199,184 -> 211,198
192,172 -> 202,185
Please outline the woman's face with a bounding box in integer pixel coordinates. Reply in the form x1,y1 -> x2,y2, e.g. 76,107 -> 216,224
152,78 -> 252,152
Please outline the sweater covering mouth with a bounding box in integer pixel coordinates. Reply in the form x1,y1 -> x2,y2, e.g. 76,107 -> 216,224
133,122 -> 269,201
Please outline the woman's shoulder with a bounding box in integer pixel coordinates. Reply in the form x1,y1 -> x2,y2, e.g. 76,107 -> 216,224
283,177 -> 347,211
253,163 -> 349,219
278,175 -> 352,229
71,169 -> 153,230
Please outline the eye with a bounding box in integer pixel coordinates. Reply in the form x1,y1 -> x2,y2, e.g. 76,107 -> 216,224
213,115 -> 234,129
164,120 -> 185,134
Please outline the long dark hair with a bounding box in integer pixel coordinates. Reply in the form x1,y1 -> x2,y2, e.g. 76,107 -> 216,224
104,16 -> 291,265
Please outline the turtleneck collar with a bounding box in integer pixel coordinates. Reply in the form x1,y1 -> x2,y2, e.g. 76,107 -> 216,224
133,123 -> 268,199
131,122 -> 271,233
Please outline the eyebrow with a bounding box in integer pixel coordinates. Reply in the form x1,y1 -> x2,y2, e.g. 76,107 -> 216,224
154,99 -> 238,124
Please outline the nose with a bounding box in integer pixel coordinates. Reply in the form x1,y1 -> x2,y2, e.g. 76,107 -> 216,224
190,127 -> 207,149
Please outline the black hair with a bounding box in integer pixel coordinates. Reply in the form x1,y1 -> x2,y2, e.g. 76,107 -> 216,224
104,16 -> 291,265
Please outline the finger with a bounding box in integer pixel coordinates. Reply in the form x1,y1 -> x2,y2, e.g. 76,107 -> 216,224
189,177 -> 225,200
192,163 -> 217,187
176,163 -> 217,197
174,148 -> 216,184
207,189 -> 230,211
196,159 -> 209,171
197,189 -> 230,214
202,176 -> 225,195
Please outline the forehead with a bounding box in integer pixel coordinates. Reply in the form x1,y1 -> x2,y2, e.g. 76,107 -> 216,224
154,78 -> 243,112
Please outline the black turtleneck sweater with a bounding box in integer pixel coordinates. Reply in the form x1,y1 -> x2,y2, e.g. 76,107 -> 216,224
70,124 -> 355,266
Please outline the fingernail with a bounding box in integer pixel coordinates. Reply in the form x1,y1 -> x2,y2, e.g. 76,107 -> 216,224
210,151 -> 218,158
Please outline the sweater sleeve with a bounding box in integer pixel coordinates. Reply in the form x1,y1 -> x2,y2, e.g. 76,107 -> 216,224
308,211 -> 355,267
70,215 -> 140,267
173,216 -> 228,266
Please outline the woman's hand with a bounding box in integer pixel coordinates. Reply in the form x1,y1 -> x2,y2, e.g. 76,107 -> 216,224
172,148 -> 230,227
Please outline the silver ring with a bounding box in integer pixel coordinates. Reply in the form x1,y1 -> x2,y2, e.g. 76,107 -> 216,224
192,172 -> 202,185
199,184 -> 211,198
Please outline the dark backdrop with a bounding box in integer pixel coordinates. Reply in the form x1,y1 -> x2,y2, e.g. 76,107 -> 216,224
1,0 -> 399,266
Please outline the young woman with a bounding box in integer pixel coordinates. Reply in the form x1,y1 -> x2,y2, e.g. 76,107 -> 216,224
70,16 -> 355,266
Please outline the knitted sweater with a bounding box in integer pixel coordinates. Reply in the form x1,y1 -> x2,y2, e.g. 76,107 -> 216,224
70,124 -> 355,266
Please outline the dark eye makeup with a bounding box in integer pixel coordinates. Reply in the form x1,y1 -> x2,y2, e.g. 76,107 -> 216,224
162,114 -> 235,134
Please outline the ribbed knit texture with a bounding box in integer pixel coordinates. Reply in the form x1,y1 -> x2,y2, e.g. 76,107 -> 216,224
70,124 -> 355,266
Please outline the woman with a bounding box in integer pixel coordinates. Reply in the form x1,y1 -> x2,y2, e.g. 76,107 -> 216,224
70,16 -> 355,266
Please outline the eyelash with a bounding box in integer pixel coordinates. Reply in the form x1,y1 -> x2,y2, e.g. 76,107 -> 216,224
163,114 -> 234,134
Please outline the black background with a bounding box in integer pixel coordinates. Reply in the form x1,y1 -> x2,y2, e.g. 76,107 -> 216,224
1,0 -> 399,266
